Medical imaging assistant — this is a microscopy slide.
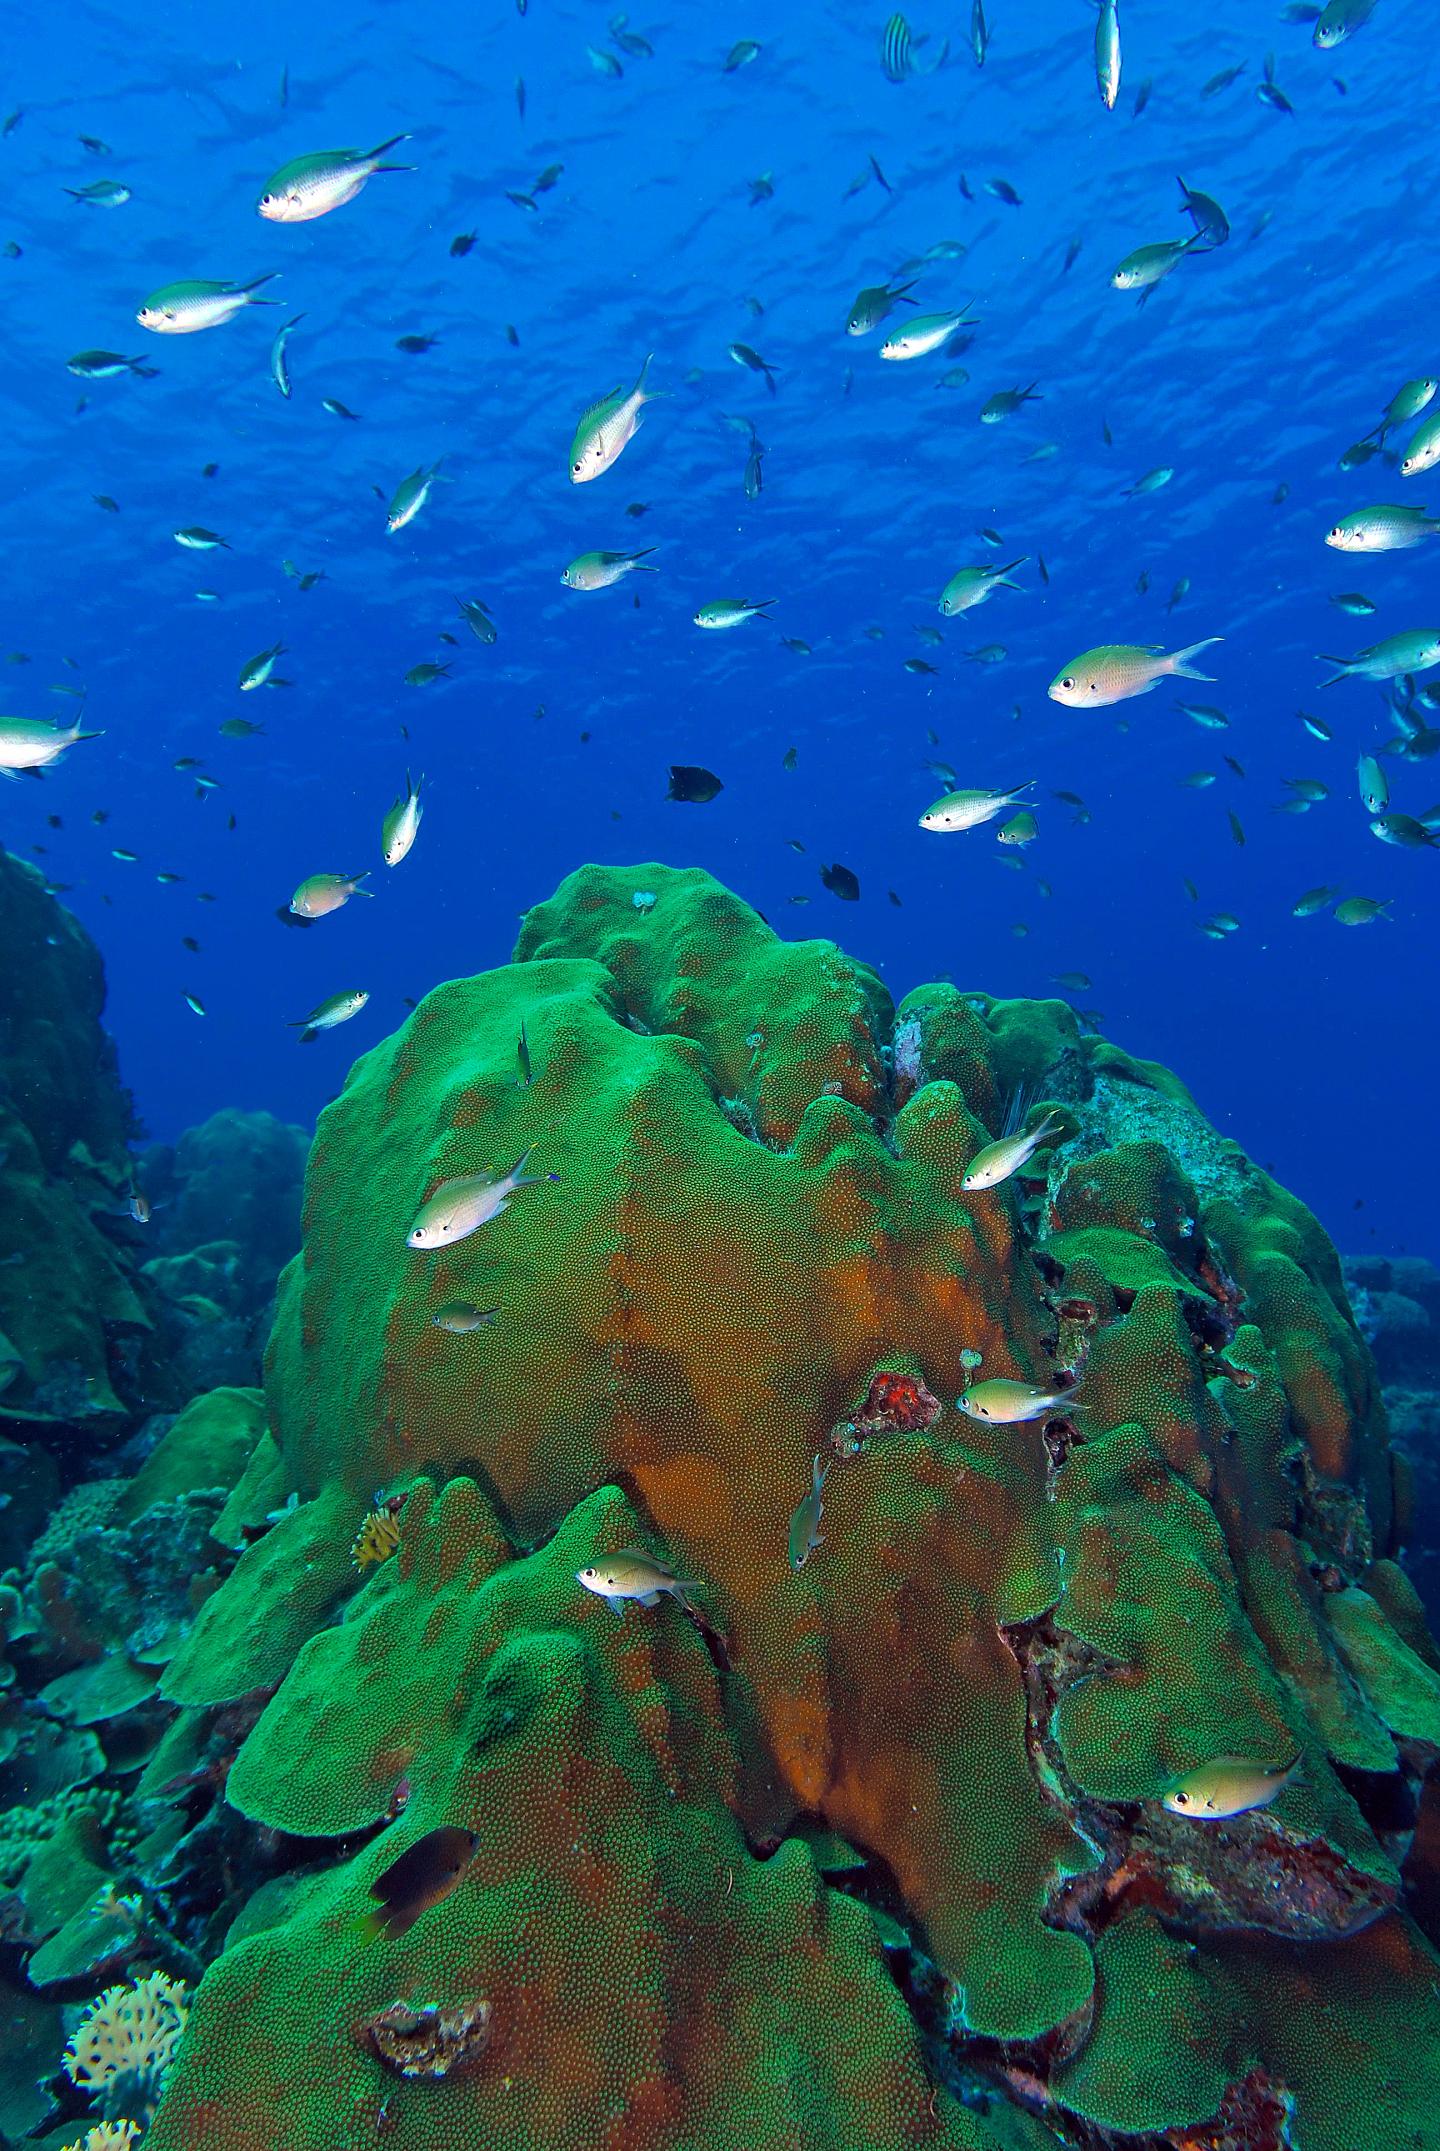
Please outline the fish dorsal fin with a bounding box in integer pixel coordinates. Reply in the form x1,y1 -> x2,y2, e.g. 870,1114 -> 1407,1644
616,1544 -> 667,1570
577,385 -> 623,431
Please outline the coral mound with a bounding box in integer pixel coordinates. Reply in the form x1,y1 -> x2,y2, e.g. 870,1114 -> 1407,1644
148,864 -> 1440,2151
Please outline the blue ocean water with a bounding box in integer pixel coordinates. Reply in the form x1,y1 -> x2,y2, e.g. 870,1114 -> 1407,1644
3,0 -> 1434,1257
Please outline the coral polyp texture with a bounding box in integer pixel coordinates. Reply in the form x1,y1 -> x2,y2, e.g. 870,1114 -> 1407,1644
148,864 -> 1440,2151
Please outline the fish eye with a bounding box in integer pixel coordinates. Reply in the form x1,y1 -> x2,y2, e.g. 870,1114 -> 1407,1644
1061,677 -> 1074,690
1173,1791 -> 1189,1807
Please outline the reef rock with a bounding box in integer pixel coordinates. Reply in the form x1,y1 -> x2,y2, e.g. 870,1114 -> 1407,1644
1344,1253 -> 1440,1630
0,852 -> 151,1425
147,865 -> 1440,2151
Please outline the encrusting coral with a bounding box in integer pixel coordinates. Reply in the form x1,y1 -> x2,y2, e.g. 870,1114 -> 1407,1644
135,864 -> 1438,2151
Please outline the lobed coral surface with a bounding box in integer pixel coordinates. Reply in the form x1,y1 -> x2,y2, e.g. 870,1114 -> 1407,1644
141,864 -> 1440,2151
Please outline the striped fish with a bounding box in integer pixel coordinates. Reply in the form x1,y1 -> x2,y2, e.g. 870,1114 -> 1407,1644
881,12 -> 948,81
881,13 -> 915,80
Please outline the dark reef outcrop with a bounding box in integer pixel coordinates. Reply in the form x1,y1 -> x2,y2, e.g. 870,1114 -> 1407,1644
3,857 -> 1439,2151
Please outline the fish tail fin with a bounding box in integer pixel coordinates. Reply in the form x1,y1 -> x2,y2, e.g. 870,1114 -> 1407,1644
299,1028 -> 317,1044
70,727 -> 105,744
1316,656 -> 1352,687
239,271 -> 280,293
349,872 -> 375,894
367,132 -> 415,166
631,548 -> 659,565
1169,637 -> 1222,680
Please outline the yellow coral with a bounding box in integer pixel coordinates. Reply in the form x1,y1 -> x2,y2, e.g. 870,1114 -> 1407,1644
61,2123 -> 141,2151
351,1506 -> 401,1570
63,1970 -> 190,2093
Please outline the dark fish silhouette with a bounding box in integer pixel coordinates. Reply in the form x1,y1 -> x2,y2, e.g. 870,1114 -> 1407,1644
351,1825 -> 479,1944
666,765 -> 724,803
821,863 -> 861,901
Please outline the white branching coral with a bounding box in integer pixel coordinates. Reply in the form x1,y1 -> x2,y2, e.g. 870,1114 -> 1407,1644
60,2124 -> 141,2151
64,1970 -> 190,2098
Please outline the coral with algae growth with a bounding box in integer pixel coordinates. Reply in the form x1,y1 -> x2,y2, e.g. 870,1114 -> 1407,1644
146,866 -> 1440,2151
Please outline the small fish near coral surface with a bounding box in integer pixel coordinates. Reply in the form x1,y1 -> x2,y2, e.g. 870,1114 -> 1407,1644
1161,1754 -> 1301,1819
788,1453 -> 831,1570
957,1375 -> 1079,1424
576,1548 -> 699,1616
431,1300 -> 498,1333
350,1825 -> 480,1943
962,1108 -> 1067,1191
406,1148 -> 558,1248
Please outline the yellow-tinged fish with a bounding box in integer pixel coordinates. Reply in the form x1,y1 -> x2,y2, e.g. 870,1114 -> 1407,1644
287,988 -> 370,1041
386,462 -> 444,534
569,354 -> 658,483
788,1454 -> 830,1571
1313,0 -> 1378,49
694,596 -> 774,630
879,310 -> 974,361
289,870 -> 371,918
962,1110 -> 1065,1191
576,1548 -> 699,1615
137,274 -> 278,333
1111,238 -> 1195,296
431,1300 -> 499,1333
1356,753 -> 1388,813
846,278 -> 918,336
1320,630 -> 1440,686
382,771 -> 424,866
562,547 -> 657,590
406,1148 -> 555,1249
957,1376 -> 1077,1424
239,639 -> 285,691
1049,639 -> 1221,707
0,714 -> 103,774
1400,410 -> 1440,477
1161,1754 -> 1300,1819
939,558 -> 1026,616
258,135 -> 415,223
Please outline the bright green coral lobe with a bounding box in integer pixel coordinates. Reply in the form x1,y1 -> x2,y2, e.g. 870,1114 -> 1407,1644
148,864 -> 1440,2151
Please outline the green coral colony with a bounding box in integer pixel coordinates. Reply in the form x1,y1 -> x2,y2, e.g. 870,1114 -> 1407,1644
2,851 -> 1439,2150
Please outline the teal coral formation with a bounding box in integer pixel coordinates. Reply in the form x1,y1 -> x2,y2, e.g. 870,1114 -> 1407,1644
15,861 -> 1440,2151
